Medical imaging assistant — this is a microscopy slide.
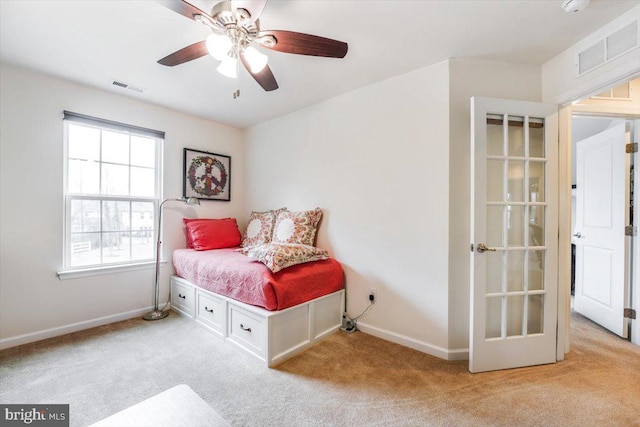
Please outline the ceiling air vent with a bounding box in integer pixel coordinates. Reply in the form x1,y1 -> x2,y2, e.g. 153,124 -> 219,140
110,79 -> 145,94
577,18 -> 639,76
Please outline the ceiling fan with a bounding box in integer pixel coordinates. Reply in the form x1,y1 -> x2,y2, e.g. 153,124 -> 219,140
157,0 -> 349,94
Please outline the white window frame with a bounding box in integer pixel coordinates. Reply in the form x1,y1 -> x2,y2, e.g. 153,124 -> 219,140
59,111 -> 164,278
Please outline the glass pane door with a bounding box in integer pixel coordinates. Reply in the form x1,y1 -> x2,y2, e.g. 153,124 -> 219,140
470,96 -> 558,373
484,115 -> 547,340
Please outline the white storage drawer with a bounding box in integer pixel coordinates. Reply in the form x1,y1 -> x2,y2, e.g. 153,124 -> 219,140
169,275 -> 344,367
195,291 -> 226,337
171,278 -> 195,317
228,305 -> 266,359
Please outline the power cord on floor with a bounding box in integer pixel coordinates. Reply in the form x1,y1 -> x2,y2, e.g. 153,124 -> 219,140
341,300 -> 374,334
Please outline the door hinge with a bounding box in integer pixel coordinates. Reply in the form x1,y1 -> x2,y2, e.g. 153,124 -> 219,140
623,308 -> 636,319
626,143 -> 638,153
625,226 -> 637,236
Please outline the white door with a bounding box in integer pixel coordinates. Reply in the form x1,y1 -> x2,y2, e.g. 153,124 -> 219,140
574,121 -> 628,338
470,97 -> 558,373
633,119 -> 639,346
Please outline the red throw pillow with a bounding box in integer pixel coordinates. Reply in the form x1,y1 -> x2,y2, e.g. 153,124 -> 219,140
183,218 -> 204,248
183,218 -> 241,250
183,218 -> 196,248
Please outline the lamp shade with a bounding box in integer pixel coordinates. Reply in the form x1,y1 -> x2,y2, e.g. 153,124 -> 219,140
243,46 -> 268,73
217,55 -> 238,78
206,34 -> 232,61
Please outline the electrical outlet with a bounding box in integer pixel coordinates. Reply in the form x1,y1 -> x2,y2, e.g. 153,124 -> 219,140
369,287 -> 377,303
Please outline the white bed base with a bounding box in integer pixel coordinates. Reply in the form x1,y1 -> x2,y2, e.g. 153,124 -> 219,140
170,275 -> 345,367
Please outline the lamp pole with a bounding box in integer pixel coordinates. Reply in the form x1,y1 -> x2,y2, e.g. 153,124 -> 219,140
143,197 -> 200,321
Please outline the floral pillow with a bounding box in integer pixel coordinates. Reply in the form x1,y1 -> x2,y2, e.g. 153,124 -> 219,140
242,208 -> 286,248
272,208 -> 322,246
239,243 -> 329,273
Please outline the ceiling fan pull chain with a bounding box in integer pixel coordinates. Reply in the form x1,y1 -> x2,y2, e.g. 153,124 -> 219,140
233,55 -> 240,99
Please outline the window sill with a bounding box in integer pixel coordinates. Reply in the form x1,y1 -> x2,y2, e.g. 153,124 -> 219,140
57,260 -> 168,280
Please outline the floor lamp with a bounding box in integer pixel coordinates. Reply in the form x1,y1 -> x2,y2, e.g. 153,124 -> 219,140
143,197 -> 200,321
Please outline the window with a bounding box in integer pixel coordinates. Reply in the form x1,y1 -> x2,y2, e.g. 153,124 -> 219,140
593,81 -> 631,99
62,112 -> 163,270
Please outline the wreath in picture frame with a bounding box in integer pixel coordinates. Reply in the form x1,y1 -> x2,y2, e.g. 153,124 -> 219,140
187,155 -> 228,197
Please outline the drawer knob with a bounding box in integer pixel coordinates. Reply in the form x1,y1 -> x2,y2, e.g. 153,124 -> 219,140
178,294 -> 186,299
205,306 -> 214,314
239,323 -> 252,333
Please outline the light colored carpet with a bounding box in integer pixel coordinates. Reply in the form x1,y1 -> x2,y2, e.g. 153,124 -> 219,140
90,384 -> 229,427
1,311 -> 639,426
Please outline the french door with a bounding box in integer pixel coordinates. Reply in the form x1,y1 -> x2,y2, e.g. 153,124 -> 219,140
470,97 -> 559,373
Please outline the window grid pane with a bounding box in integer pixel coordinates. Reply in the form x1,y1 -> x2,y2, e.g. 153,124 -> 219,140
64,119 -> 161,269
485,114 -> 547,340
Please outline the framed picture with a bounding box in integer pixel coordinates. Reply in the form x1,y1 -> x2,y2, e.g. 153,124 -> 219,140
183,148 -> 231,201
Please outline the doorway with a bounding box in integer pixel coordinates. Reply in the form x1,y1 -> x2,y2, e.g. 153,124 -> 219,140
564,78 -> 639,346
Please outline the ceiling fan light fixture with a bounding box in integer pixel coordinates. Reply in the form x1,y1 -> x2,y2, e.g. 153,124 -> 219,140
158,0 -> 349,93
194,14 -> 211,27
217,55 -> 238,78
206,33 -> 232,61
243,46 -> 268,73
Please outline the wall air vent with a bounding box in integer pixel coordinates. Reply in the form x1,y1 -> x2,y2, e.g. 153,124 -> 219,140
578,40 -> 605,75
577,18 -> 639,76
110,79 -> 145,94
606,20 -> 638,60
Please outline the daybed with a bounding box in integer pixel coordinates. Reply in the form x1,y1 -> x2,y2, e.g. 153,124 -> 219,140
170,210 -> 345,367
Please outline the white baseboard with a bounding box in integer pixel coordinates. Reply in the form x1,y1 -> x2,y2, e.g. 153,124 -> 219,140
0,308 -> 471,363
356,321 -> 469,361
446,347 -> 470,361
0,306 -> 156,350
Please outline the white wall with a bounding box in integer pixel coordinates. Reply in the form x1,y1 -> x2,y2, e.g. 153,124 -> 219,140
542,5 -> 640,104
447,59 -> 542,350
244,58 -> 542,358
246,61 -> 452,355
0,58 -> 543,357
0,63 -> 245,347
2,3 -> 636,355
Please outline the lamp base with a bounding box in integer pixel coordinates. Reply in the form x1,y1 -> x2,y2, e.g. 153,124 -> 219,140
142,309 -> 169,321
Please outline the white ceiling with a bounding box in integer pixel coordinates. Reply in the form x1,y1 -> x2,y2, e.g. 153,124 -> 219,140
0,0 -> 637,128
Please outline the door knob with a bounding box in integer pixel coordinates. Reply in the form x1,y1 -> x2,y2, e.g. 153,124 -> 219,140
573,232 -> 584,238
476,243 -> 496,253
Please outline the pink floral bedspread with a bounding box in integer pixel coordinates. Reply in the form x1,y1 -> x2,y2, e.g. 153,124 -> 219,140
172,248 -> 344,310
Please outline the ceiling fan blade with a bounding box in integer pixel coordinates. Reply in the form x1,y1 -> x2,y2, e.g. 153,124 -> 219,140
158,41 -> 208,66
157,0 -> 209,22
240,53 -> 278,91
259,30 -> 348,58
231,0 -> 267,24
